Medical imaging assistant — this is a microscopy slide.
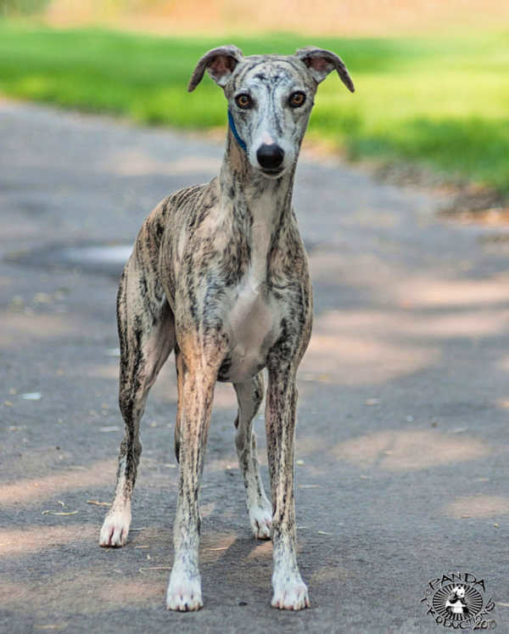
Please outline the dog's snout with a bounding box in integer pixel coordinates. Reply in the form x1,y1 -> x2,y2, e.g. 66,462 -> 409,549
257,144 -> 285,170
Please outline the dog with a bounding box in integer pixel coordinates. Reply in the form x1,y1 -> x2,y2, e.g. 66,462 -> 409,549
99,44 -> 354,611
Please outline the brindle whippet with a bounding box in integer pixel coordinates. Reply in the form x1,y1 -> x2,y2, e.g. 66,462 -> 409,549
99,45 -> 354,611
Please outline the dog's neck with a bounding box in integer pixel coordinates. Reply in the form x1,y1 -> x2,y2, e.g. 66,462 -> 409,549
219,130 -> 296,228
218,129 -> 299,282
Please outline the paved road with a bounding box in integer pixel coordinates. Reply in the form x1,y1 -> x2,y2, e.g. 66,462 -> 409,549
1,100 -> 508,633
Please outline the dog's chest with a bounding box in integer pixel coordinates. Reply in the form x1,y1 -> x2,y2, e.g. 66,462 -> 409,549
221,273 -> 279,383
219,197 -> 281,383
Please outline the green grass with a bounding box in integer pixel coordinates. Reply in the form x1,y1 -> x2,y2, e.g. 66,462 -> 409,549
1,22 -> 508,193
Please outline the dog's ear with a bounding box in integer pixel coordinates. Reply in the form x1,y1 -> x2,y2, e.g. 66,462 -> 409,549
294,47 -> 355,92
188,45 -> 244,92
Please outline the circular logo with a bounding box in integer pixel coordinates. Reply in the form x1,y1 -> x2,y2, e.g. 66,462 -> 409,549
432,584 -> 483,622
422,572 -> 497,630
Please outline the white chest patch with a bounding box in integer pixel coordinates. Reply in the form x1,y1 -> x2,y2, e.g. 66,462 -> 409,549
226,274 -> 277,382
223,191 -> 281,382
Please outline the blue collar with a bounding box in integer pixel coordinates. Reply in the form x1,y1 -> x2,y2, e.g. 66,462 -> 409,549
227,109 -> 247,152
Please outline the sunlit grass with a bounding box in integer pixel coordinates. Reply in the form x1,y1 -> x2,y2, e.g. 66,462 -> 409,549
0,22 -> 508,192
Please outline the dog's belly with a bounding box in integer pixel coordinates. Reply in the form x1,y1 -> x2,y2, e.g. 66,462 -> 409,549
220,283 -> 279,383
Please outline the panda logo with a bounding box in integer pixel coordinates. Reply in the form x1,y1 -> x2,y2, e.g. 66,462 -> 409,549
445,585 -> 469,616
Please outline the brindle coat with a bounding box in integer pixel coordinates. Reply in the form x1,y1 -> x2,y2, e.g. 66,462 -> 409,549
99,45 -> 354,611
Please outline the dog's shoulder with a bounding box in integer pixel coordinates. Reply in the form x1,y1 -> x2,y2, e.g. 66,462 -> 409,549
168,180 -> 218,218
137,178 -> 218,243
133,178 -> 221,278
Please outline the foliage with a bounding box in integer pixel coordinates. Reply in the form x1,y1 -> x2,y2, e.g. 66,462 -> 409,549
0,0 -> 50,16
0,22 -> 507,191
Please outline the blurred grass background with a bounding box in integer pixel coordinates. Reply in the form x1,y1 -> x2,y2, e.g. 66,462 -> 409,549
0,1 -> 508,195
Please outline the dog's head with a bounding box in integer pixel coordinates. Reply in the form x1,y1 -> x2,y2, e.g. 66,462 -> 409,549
188,46 -> 354,178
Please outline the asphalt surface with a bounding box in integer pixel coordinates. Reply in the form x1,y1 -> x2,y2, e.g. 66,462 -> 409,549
1,99 -> 509,633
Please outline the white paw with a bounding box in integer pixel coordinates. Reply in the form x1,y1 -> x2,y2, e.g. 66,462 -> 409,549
99,507 -> 131,547
249,503 -> 272,540
166,569 -> 203,612
271,578 -> 310,610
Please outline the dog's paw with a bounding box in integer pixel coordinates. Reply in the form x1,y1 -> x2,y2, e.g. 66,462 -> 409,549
271,578 -> 310,610
249,503 -> 272,540
166,570 -> 203,611
99,508 -> 131,547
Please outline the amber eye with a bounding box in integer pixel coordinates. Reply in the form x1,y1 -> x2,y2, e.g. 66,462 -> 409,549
235,94 -> 253,109
289,91 -> 306,108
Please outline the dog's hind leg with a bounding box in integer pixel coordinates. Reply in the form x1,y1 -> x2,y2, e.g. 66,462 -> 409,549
234,374 -> 272,539
100,256 -> 174,547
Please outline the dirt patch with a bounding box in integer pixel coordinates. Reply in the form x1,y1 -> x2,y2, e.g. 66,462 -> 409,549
439,187 -> 509,227
369,160 -> 509,226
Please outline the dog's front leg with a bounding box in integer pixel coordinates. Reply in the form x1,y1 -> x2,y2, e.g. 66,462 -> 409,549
266,364 -> 310,610
166,357 -> 217,612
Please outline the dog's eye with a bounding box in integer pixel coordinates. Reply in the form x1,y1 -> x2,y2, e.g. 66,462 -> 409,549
289,91 -> 306,108
235,94 -> 253,109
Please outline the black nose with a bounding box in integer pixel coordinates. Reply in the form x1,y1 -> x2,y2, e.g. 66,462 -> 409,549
256,144 -> 285,170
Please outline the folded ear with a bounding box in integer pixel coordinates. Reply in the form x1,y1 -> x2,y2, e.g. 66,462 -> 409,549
295,47 -> 355,92
188,45 -> 244,92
